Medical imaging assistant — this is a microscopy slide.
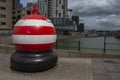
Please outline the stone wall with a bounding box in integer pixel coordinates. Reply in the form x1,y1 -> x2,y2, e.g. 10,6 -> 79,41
0,37 -> 12,44
0,30 -> 12,44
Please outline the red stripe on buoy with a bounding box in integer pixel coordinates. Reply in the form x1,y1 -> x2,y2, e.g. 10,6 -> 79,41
13,26 -> 56,35
15,43 -> 55,51
12,10 -> 56,51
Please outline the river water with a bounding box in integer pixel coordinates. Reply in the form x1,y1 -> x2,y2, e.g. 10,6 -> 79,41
56,36 -> 120,53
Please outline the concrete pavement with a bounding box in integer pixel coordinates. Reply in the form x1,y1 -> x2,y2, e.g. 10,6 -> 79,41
92,58 -> 120,80
0,53 -> 120,80
0,54 -> 93,80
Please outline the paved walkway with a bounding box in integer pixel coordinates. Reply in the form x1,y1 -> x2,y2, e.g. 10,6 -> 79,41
0,54 -> 93,80
0,53 -> 120,80
92,58 -> 120,80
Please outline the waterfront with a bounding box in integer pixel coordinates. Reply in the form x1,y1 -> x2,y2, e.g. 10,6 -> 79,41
56,36 -> 120,53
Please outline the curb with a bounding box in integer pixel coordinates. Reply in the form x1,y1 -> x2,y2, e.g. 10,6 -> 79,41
0,44 -> 120,58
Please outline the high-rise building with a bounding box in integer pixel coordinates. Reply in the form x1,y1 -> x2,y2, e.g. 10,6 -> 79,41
37,0 -> 48,16
0,0 -> 12,29
12,0 -> 23,8
12,0 -> 23,26
67,9 -> 72,19
21,7 -> 28,16
78,23 -> 84,32
38,0 -> 68,26
38,0 -> 68,18
72,16 -> 79,26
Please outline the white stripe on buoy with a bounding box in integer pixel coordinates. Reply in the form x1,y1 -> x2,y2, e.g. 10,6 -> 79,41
12,35 -> 56,44
15,19 -> 54,27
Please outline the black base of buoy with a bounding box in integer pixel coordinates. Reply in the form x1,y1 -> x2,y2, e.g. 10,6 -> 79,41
10,50 -> 58,72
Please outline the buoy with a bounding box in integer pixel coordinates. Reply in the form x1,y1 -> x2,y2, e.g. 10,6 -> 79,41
10,4 -> 58,72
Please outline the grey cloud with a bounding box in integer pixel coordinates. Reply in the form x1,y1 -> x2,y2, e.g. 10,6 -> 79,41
69,0 -> 120,30
98,15 -> 120,29
69,0 -> 120,16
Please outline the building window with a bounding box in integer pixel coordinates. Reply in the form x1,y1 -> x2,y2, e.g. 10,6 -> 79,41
0,14 -> 6,18
0,6 -> 6,10
18,10 -> 21,13
17,15 -> 21,19
12,16 -> 16,19
0,22 -> 6,25
59,13 -> 61,17
59,0 -> 61,4
0,0 -> 6,2
13,11 -> 15,14
62,5 -> 64,9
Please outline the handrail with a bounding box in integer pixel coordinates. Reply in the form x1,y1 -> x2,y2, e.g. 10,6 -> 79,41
55,36 -> 120,53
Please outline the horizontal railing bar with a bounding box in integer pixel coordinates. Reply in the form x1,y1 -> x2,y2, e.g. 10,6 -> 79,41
106,49 -> 120,51
55,46 -> 78,48
106,43 -> 120,45
80,47 -> 103,50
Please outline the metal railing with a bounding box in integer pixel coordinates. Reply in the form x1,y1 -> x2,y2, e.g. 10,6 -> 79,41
55,36 -> 120,53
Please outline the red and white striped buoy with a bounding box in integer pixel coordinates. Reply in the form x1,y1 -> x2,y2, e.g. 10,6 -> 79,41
11,4 -> 58,72
12,12 -> 56,51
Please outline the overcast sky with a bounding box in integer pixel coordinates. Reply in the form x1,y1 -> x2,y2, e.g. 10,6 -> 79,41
21,0 -> 120,30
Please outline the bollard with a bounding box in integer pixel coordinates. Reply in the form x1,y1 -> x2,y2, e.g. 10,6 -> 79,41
10,4 -> 58,72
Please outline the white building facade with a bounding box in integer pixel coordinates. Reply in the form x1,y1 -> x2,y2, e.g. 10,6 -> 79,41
67,9 -> 73,19
38,0 -> 68,18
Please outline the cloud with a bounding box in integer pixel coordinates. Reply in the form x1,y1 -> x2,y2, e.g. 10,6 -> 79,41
98,15 -> 120,30
69,0 -> 120,30
81,15 -> 120,30
69,0 -> 119,16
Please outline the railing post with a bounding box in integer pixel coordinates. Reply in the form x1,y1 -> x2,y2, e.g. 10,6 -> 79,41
56,40 -> 58,49
103,36 -> 106,53
78,40 -> 80,51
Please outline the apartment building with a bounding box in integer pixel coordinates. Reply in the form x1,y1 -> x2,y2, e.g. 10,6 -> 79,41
67,9 -> 73,19
38,0 -> 68,18
12,0 -> 23,26
37,0 -> 48,16
0,0 -> 12,29
37,0 -> 68,26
